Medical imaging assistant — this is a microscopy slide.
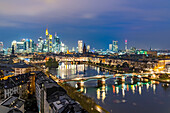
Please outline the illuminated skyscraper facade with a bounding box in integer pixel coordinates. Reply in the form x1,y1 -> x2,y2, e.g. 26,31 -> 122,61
0,42 -> 3,52
11,39 -> 34,53
87,45 -> 90,52
24,39 -> 34,53
49,34 -> 53,52
109,44 -> 112,51
54,33 -> 60,53
38,37 -> 44,52
125,40 -> 127,51
11,40 -> 17,51
113,40 -> 118,52
78,40 -> 83,53
45,28 -> 49,52
9,28 -> 68,54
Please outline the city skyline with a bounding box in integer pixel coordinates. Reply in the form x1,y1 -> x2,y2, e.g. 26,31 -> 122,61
0,1 -> 170,113
0,0 -> 170,49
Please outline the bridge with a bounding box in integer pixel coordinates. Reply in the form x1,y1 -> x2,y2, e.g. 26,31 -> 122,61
63,75 -> 112,87
60,73 -> 151,88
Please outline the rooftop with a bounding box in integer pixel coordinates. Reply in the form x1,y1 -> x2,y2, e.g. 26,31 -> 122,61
1,96 -> 24,109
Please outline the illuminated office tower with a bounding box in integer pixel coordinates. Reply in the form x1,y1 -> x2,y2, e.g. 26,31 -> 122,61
60,42 -> 66,52
72,47 -> 75,52
45,28 -> 49,52
24,39 -> 34,53
125,40 -> 127,51
113,40 -> 118,52
78,40 -> 83,53
87,45 -> 90,52
49,34 -> 53,52
17,41 -> 24,53
0,42 -> 3,51
43,39 -> 47,52
11,40 -> 25,53
38,37 -> 44,52
54,33 -> 60,53
21,39 -> 26,42
11,40 -> 17,51
109,44 -> 112,51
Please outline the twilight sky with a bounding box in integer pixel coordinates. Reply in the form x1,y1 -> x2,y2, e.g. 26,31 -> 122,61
0,0 -> 170,50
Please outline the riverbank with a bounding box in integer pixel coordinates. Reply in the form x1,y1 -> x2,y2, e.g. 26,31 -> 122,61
45,68 -> 109,113
149,78 -> 170,83
58,83 -> 109,113
84,62 -> 139,74
84,62 -> 116,74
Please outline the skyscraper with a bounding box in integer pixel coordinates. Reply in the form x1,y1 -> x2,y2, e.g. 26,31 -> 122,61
17,41 -> 24,53
54,33 -> 60,53
38,37 -> 44,52
113,40 -> 118,52
12,45 -> 15,54
11,40 -> 17,51
87,45 -> 90,52
24,39 -> 34,53
45,28 -> 49,52
0,42 -> 3,52
11,40 -> 25,53
109,44 -> 112,51
78,40 -> 83,53
125,40 -> 127,51
72,47 -> 75,52
49,34 -> 53,52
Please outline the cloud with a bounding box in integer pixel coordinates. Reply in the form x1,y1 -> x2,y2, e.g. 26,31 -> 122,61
0,0 -> 170,49
0,0 -> 169,27
0,21 -> 19,27
81,14 -> 97,19
143,17 -> 165,21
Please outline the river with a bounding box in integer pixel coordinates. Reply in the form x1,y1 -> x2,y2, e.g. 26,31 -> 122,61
50,64 -> 170,113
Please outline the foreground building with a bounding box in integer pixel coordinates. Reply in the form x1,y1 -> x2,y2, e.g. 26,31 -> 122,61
35,72 -> 87,113
0,96 -> 25,113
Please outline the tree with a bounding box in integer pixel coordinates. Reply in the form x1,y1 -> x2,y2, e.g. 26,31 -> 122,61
109,60 -> 112,66
99,60 -> 102,65
45,58 -> 59,69
88,58 -> 91,64
116,64 -> 121,69
122,62 -> 129,68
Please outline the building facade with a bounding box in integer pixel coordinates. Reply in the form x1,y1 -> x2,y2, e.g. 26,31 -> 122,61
78,40 -> 83,53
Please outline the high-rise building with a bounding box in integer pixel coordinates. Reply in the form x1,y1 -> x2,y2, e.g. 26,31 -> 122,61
109,44 -> 112,51
11,40 -> 25,53
87,45 -> 90,52
54,33 -> 60,53
45,28 -> 49,52
113,40 -> 118,52
12,45 -> 15,54
11,40 -> 17,51
78,40 -> 83,53
17,41 -> 24,53
125,40 -> 127,51
38,37 -> 44,52
0,42 -> 3,52
49,34 -> 53,52
72,47 -> 75,52
45,28 -> 54,52
24,39 -> 34,53
60,42 -> 66,52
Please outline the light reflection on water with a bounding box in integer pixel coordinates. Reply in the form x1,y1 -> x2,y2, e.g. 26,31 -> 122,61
50,64 -> 170,113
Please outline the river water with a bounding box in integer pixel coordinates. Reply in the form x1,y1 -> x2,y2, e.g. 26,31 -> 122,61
50,64 -> 170,113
